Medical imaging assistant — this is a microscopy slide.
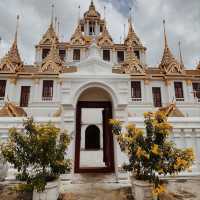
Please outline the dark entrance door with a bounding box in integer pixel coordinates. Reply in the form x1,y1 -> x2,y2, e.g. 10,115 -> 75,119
75,101 -> 115,173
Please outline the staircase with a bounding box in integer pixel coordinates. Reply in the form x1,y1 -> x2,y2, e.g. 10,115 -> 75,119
60,173 -> 134,200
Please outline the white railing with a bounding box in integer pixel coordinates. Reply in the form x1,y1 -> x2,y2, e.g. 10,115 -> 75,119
42,96 -> 53,101
176,98 -> 185,102
127,117 -> 200,175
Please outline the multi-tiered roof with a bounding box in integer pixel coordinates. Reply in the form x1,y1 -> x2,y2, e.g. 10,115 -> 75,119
0,0 -> 199,79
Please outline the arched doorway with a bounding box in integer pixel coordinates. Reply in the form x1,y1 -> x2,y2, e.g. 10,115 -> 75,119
75,87 -> 115,173
85,125 -> 100,150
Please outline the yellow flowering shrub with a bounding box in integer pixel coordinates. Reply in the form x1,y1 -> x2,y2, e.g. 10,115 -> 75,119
110,110 -> 195,197
1,118 -> 72,192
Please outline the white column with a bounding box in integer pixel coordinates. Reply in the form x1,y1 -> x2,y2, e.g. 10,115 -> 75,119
186,80 -> 195,103
144,80 -> 152,105
8,79 -> 17,102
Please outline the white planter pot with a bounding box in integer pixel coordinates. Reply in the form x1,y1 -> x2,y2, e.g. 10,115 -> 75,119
0,155 -> 8,181
33,180 -> 59,200
133,179 -> 154,200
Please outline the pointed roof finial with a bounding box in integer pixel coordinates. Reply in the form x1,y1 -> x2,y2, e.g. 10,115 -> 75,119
51,3 -> 55,25
78,5 -> 81,21
104,6 -> 106,20
178,41 -> 184,67
15,15 -> 20,43
91,0 -> 94,6
163,19 -> 168,48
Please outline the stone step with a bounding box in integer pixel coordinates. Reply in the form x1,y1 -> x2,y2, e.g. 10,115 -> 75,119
60,182 -> 134,200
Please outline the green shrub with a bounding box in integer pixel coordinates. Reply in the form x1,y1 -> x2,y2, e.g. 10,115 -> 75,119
1,118 -> 71,192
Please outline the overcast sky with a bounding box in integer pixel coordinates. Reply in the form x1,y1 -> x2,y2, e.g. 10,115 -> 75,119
0,0 -> 199,68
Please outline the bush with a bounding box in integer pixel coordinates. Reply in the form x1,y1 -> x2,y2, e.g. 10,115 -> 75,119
110,111 -> 195,197
1,118 -> 71,192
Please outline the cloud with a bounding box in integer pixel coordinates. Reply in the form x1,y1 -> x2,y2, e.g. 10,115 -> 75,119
0,0 -> 199,68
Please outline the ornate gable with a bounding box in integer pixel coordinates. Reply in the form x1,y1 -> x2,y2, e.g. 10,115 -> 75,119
0,101 -> 27,117
0,17 -> 23,73
40,39 -> 63,73
39,23 -> 58,45
121,48 -> 145,75
70,24 -> 86,45
84,0 -> 100,20
124,18 -> 144,49
159,21 -> 184,75
97,24 -> 113,47
159,103 -> 184,117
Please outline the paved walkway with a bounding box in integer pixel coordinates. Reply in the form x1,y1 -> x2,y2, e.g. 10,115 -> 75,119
59,175 -> 200,200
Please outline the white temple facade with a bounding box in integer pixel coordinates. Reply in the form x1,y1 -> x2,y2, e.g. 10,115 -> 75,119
0,1 -> 200,178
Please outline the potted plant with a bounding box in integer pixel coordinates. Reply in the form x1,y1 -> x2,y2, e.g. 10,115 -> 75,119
110,111 -> 195,200
0,148 -> 8,181
1,118 -> 71,200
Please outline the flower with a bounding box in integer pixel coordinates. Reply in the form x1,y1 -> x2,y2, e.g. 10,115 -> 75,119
152,184 -> 166,196
109,119 -> 121,126
136,147 -> 148,159
151,144 -> 159,155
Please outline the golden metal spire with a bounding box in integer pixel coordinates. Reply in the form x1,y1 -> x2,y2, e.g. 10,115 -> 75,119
178,41 -> 184,67
163,19 -> 168,48
51,3 -> 55,25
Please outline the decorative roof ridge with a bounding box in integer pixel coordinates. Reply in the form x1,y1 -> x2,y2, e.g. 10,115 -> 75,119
0,97 -> 27,117
39,22 -> 59,45
196,61 -> 200,70
121,47 -> 145,74
159,20 -> 184,75
0,15 -> 23,73
70,22 -> 86,45
97,23 -> 113,46
40,38 -> 63,73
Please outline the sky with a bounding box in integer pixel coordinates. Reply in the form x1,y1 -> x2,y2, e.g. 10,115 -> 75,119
0,0 -> 199,68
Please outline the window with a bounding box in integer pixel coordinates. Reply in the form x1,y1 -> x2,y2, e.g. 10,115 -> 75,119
134,51 -> 140,59
100,25 -> 103,32
103,50 -> 110,61
85,125 -> 100,150
59,49 -> 66,61
192,82 -> 200,99
73,49 -> 81,61
42,80 -> 53,101
0,80 -> 6,100
89,21 -> 95,35
152,87 -> 162,107
81,25 -> 84,32
42,48 -> 50,59
20,86 -> 30,107
174,82 -> 184,100
117,51 -> 124,63
131,81 -> 141,101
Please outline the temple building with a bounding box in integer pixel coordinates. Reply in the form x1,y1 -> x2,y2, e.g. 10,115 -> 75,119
0,1 -> 199,178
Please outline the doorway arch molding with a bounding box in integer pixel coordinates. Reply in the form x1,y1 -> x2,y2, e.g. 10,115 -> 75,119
72,81 -> 118,109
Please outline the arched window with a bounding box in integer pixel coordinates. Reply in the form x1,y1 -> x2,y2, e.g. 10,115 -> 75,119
85,125 -> 100,150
